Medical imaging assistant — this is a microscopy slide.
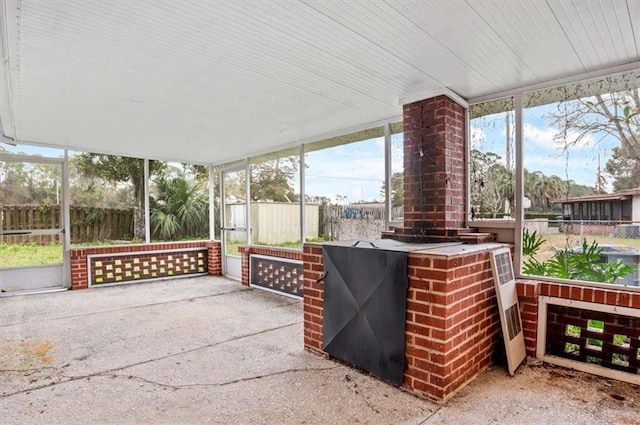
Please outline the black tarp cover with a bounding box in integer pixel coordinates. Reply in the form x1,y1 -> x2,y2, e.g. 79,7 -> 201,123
322,243 -> 408,386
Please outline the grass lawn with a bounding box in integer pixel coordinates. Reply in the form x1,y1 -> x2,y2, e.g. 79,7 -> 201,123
223,238 -> 328,256
0,243 -> 64,267
0,241 -> 137,268
533,229 -> 640,262
1,238 -> 329,267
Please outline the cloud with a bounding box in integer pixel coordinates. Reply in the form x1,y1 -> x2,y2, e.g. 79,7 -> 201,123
523,150 -> 608,189
305,146 -> 386,201
523,123 -> 597,150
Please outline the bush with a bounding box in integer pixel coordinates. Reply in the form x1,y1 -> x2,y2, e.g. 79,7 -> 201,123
522,228 -> 635,284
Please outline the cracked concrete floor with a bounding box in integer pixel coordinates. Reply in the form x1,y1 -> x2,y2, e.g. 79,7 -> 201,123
1,277 -> 434,424
1,276 -> 639,425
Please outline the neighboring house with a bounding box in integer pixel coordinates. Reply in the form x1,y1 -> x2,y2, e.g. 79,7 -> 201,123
554,187 -> 640,222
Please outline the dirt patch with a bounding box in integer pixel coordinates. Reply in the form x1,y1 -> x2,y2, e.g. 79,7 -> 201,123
535,363 -> 639,410
0,340 -> 54,370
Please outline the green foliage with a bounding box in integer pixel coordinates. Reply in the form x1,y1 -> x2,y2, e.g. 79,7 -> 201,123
470,149 -> 515,217
522,231 -> 635,284
524,213 -> 562,222
522,229 -> 544,257
379,172 -> 404,207
250,157 -> 299,202
0,159 -> 61,205
605,146 -> 640,191
73,154 -> 166,238
84,209 -> 105,224
150,175 -> 208,240
475,212 -> 561,220
524,170 -> 567,212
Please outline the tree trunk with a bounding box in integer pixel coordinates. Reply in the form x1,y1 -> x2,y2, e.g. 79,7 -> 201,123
132,164 -> 146,241
133,207 -> 145,241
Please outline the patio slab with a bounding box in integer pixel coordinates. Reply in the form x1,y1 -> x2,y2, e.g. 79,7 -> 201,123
1,276 -> 638,424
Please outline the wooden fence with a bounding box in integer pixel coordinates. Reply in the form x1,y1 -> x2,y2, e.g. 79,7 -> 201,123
1,205 -> 134,244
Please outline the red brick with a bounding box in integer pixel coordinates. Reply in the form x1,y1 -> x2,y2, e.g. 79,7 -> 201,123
605,291 -> 617,306
570,286 -> 582,300
582,287 -> 594,302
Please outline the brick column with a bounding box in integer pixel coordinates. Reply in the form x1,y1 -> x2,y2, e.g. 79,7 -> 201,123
302,243 -> 325,355
401,95 -> 466,238
70,249 -> 89,289
206,241 -> 222,276
239,247 -> 250,286
516,280 -> 541,358
404,250 -> 499,401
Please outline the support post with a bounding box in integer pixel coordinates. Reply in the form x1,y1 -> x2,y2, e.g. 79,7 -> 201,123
62,150 -> 71,287
299,144 -> 306,245
208,165 -> 215,240
245,160 -> 251,246
384,122 -> 391,230
144,158 -> 150,244
514,94 -> 524,275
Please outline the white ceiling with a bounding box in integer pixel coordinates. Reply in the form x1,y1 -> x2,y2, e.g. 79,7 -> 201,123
1,0 -> 639,165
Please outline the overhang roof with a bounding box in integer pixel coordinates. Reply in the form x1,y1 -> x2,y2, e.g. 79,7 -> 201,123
1,1 -> 639,165
553,187 -> 640,204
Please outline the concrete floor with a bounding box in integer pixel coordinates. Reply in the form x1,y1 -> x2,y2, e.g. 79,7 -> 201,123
1,276 -> 638,425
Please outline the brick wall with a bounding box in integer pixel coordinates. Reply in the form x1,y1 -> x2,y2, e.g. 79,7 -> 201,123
516,279 -> 640,358
303,242 -> 500,402
238,245 -> 304,287
70,240 -> 221,289
400,95 -> 466,239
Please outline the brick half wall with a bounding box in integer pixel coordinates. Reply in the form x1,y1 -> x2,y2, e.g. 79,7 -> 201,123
70,240 -> 221,289
516,279 -> 640,361
239,246 -> 304,287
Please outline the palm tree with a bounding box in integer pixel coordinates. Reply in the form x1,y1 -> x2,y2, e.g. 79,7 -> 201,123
485,163 -> 514,217
540,175 -> 567,212
151,175 -> 208,240
525,171 -> 567,212
525,170 -> 544,211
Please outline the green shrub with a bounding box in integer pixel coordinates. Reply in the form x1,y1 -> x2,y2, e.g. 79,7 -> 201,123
522,229 -> 635,284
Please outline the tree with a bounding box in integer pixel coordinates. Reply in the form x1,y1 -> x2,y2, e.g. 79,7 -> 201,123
470,149 -> 514,217
73,154 -> 165,239
304,194 -> 331,204
250,157 -> 299,202
220,157 -> 299,203
605,146 -> 640,191
379,172 -> 404,207
550,86 -> 639,190
536,175 -> 566,212
0,148 -> 61,204
484,163 -> 514,217
150,175 -> 208,240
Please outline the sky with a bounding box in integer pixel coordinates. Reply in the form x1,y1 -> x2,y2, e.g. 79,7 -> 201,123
302,135 -> 401,203
472,102 -> 618,193
1,100 -> 623,203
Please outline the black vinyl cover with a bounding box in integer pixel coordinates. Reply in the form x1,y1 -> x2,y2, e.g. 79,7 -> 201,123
322,244 -> 408,386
